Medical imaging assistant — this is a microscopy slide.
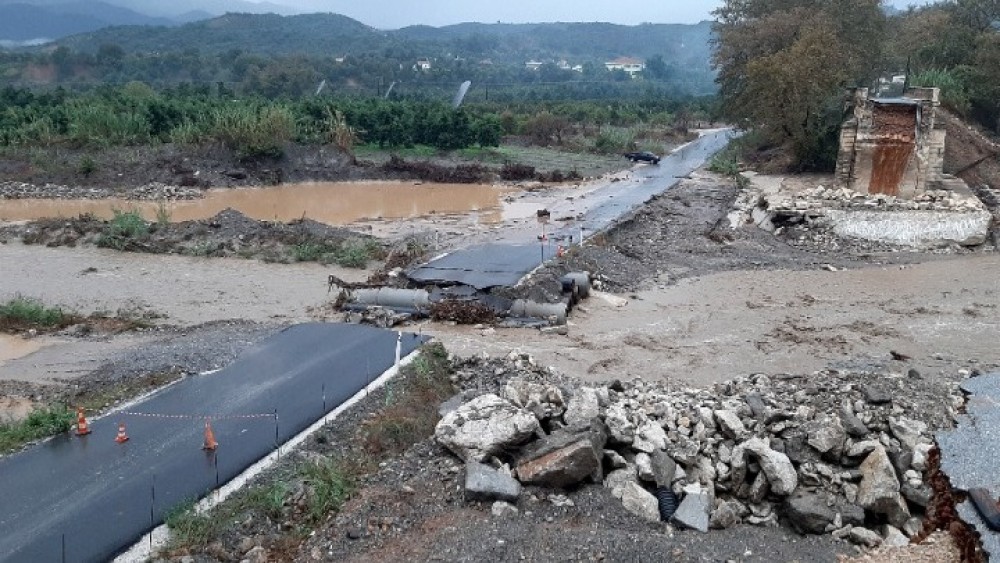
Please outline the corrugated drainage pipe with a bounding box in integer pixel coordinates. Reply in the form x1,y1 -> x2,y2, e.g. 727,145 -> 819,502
563,272 -> 592,299
351,288 -> 431,310
509,300 -> 568,325
656,487 -> 679,521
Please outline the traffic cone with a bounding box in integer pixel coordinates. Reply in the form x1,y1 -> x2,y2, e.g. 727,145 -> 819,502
114,422 -> 129,444
75,407 -> 91,436
202,419 -> 218,451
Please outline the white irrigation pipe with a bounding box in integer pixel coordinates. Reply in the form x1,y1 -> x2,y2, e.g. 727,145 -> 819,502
115,347 -> 423,563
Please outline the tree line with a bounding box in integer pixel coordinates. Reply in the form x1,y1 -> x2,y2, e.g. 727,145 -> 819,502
712,0 -> 1000,171
0,83 -> 714,159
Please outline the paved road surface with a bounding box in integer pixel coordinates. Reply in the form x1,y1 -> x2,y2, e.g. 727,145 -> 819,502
408,129 -> 734,289
0,323 -> 426,563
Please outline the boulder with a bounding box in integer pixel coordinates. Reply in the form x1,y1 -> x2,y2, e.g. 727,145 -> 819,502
857,446 -> 910,527
564,387 -> 601,427
502,380 -> 565,420
604,466 -> 638,495
710,500 -> 741,529
636,453 -> 655,482
650,450 -> 677,488
714,410 -> 747,439
605,404 -> 636,443
784,493 -> 836,534
435,394 -> 540,462
465,462 -> 521,503
735,437 -> 798,496
491,501 -> 519,518
806,416 -> 847,457
889,417 -> 928,451
516,427 -> 604,488
615,481 -> 661,523
666,436 -> 701,465
671,486 -> 711,532
883,525 -> 910,548
849,526 -> 883,547
633,420 -> 668,453
840,407 -> 869,438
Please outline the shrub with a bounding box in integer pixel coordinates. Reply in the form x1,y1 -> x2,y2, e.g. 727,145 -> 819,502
592,127 -> 636,154
97,208 -> 149,250
499,162 -> 536,181
209,105 -> 294,161
0,405 -> 76,454
0,296 -> 69,329
77,156 -> 97,176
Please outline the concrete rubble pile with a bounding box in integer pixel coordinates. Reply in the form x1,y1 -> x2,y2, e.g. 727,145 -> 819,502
767,186 -> 987,214
434,356 -> 964,548
731,176 -> 993,248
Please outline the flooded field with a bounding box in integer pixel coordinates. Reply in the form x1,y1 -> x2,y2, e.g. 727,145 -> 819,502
0,181 -> 516,226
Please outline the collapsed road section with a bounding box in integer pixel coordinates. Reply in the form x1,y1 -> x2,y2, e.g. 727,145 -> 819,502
0,323 -> 426,563
407,129 -> 734,292
337,130 -> 735,326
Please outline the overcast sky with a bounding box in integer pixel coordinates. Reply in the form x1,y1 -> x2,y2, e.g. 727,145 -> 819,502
279,0 -> 935,28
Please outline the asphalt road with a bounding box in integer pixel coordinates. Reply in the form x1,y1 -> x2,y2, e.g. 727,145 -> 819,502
0,323 -> 426,563
408,129 -> 735,289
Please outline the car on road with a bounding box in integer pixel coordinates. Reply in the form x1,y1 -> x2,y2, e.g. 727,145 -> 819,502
624,151 -> 661,164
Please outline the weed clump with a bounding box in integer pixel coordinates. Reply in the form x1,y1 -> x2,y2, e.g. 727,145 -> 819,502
0,296 -> 72,331
0,405 -> 76,454
97,208 -> 149,250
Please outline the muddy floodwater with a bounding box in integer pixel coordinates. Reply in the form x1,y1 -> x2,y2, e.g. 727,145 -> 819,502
0,181 -> 516,226
0,334 -> 47,363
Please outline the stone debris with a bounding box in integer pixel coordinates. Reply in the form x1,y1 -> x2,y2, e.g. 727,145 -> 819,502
434,354 -> 961,547
0,180 -> 201,201
464,462 -> 521,503
731,174 -> 992,250
434,394 -> 540,462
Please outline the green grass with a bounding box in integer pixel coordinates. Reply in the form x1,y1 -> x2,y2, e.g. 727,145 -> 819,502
97,208 -> 149,250
0,296 -> 72,330
300,460 -> 354,524
0,405 -> 76,454
164,499 -> 221,548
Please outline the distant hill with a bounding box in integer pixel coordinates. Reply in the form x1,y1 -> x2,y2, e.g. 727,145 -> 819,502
56,12 -> 384,54
53,12 -> 713,69
0,1 -> 174,42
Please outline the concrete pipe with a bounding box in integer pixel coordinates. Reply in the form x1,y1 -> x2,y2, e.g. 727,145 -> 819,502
351,288 -> 431,310
563,272 -> 592,299
509,299 -> 568,325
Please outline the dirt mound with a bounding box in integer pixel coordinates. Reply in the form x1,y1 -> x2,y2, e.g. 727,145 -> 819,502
3,208 -> 381,265
941,110 -> 1000,191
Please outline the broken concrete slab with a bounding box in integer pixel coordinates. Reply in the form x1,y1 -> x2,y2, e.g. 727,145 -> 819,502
937,372 -> 1000,558
465,462 -> 521,503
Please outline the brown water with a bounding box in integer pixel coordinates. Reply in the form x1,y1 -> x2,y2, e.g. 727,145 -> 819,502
869,142 -> 914,196
0,181 -> 513,225
0,334 -> 48,363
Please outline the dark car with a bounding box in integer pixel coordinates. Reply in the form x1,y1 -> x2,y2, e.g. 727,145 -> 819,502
624,151 -> 661,164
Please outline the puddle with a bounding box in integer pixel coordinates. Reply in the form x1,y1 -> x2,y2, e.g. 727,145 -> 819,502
0,334 -> 48,363
0,181 -> 517,226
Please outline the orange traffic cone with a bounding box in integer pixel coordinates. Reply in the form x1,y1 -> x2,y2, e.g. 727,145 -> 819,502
114,422 -> 129,444
75,407 -> 91,436
202,419 -> 218,451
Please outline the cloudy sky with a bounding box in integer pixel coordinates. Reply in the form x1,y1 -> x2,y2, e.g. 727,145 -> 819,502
280,0 -> 934,28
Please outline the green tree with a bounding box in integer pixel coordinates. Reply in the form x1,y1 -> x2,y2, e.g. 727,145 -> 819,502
712,0 -> 886,170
